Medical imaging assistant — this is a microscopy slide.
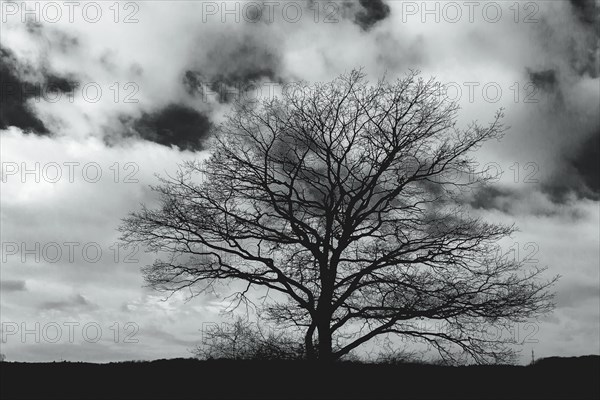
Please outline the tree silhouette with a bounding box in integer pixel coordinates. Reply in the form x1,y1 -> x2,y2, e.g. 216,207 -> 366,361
120,70 -> 557,363
194,317 -> 305,361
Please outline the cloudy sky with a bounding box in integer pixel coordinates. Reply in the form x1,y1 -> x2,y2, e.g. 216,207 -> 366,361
0,0 -> 598,364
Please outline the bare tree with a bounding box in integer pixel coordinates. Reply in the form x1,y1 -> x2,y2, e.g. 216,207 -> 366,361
120,70 -> 557,364
194,317 -> 305,361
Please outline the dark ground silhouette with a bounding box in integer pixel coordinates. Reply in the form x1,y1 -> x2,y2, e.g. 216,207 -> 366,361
1,355 -> 598,399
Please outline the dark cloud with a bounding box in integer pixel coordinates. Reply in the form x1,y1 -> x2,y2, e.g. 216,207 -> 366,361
185,35 -> 282,104
184,69 -> 277,104
182,70 -> 203,96
354,0 -> 391,31
537,126 -> 600,203
567,0 -> 600,78
522,4 -> 599,204
0,280 -> 27,292
569,42 -> 600,78
207,41 -> 280,85
0,46 -> 78,134
569,0 -> 600,28
0,23 -> 79,134
528,68 -> 558,92
45,74 -> 78,93
541,181 -> 579,205
125,104 -> 212,151
467,186 -> 517,214
526,68 -> 564,110
40,293 -> 97,311
0,46 -> 48,133
568,129 -> 600,196
465,184 -> 589,219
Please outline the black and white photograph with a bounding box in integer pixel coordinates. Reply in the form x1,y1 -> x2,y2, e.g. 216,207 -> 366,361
0,1 -> 599,399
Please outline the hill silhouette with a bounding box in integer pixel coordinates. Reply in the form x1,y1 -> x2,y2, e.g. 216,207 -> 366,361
1,355 -> 598,399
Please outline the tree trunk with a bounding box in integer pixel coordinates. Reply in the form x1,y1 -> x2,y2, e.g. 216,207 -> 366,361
316,296 -> 333,362
317,254 -> 334,362
305,324 -> 316,361
317,318 -> 333,362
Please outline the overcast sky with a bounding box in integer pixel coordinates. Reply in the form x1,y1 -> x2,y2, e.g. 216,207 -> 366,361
1,0 -> 598,364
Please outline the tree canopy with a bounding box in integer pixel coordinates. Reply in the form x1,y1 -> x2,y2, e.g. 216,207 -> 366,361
120,70 -> 556,364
